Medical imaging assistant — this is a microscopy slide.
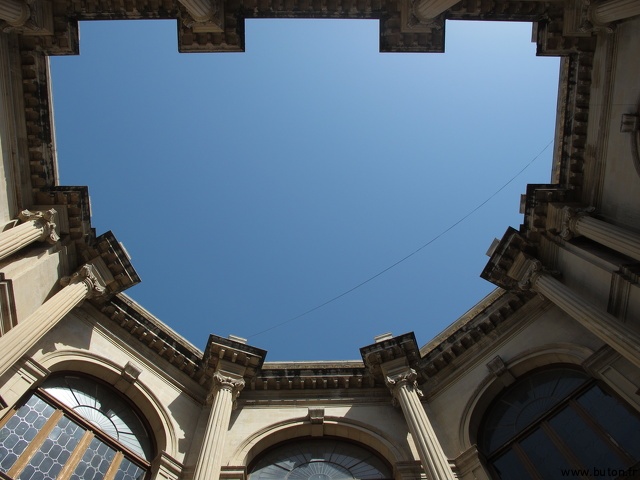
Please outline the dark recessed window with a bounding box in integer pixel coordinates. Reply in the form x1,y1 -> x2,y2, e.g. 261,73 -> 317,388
480,368 -> 640,480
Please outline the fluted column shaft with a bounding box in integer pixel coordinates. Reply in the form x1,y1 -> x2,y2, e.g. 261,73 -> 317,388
591,0 -> 640,24
412,0 -> 458,21
192,373 -> 245,480
387,370 -> 456,480
0,0 -> 29,26
0,209 -> 59,261
178,0 -> 213,22
530,270 -> 640,369
570,214 -> 640,262
0,264 -> 106,378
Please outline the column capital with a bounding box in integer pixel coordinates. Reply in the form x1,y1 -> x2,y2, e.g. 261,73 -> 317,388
212,371 -> 245,393
60,264 -> 107,299
547,204 -> 594,240
18,208 -> 59,244
385,367 -> 424,406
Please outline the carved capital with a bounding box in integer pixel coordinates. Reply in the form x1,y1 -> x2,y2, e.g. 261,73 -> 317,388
559,206 -> 594,240
18,208 -> 59,244
60,264 -> 107,299
209,372 -> 245,408
385,368 -> 424,404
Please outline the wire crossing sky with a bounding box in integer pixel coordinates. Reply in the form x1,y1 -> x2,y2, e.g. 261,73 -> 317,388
51,19 -> 560,360
246,138 -> 554,338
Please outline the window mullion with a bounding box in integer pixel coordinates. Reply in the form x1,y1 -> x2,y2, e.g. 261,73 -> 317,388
103,451 -> 125,480
5,409 -> 64,478
540,422 -> 590,480
511,444 -> 543,480
569,399 -> 636,466
55,430 -> 95,480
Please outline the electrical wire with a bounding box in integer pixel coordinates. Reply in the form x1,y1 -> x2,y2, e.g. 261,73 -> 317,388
247,139 -> 554,338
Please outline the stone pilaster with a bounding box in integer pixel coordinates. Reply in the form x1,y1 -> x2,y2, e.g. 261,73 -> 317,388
179,0 -> 222,32
193,335 -> 267,480
0,209 -> 59,261
361,334 -> 456,480
0,0 -> 29,26
483,229 -> 640,370
550,205 -> 640,261
385,365 -> 456,480
590,0 -> 640,25
192,372 -> 245,480
514,254 -> 640,370
0,264 -> 107,378
411,0 -> 459,21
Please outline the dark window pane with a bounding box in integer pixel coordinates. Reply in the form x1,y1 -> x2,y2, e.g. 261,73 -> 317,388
548,406 -> 623,478
519,428 -> 573,479
577,386 -> 640,460
481,369 -> 588,453
492,448 -> 533,480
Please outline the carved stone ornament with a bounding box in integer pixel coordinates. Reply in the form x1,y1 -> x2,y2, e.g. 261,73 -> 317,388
18,208 -> 60,244
620,112 -> 640,178
60,264 -> 107,299
385,368 -> 424,405
400,0 -> 444,33
209,372 -> 245,408
559,206 -> 595,240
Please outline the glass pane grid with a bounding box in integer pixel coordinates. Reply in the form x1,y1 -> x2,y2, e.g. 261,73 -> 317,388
70,437 -> 117,480
0,397 -> 54,473
18,416 -> 84,480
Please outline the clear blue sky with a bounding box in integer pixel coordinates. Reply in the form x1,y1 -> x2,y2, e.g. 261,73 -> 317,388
50,18 -> 559,361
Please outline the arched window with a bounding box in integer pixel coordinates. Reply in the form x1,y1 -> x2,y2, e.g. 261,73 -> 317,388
0,374 -> 153,480
248,438 -> 393,479
479,368 -> 640,479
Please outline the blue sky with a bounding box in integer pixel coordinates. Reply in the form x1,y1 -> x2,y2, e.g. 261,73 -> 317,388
50,18 -> 559,361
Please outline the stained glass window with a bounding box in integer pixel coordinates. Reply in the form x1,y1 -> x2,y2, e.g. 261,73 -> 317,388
0,374 -> 151,480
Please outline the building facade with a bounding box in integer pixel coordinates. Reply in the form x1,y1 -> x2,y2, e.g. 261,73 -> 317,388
1,0 -> 640,478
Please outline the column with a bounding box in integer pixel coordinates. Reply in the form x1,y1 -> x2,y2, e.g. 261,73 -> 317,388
411,0 -> 458,22
178,0 -> 217,23
0,0 -> 29,26
0,264 -> 106,378
558,206 -> 640,261
590,0 -> 640,25
192,372 -> 245,480
385,368 -> 456,480
0,209 -> 59,261
516,254 -> 640,370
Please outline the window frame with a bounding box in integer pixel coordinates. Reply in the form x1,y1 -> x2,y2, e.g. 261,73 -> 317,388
480,368 -> 640,480
0,375 -> 153,480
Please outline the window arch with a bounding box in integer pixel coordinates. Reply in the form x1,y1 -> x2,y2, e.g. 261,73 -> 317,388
0,374 -> 153,480
479,367 -> 640,479
248,437 -> 393,479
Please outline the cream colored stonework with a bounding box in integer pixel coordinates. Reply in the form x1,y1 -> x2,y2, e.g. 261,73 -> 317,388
1,4 -> 640,480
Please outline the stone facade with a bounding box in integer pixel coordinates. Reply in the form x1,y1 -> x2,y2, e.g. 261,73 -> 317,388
1,1 -> 640,479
